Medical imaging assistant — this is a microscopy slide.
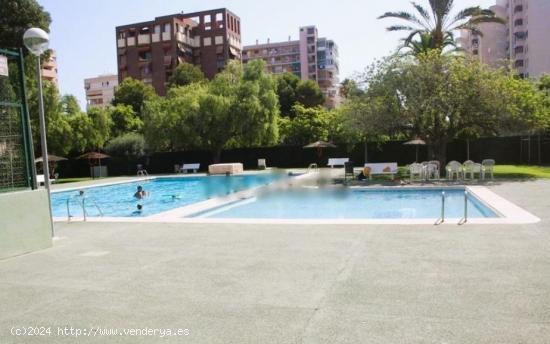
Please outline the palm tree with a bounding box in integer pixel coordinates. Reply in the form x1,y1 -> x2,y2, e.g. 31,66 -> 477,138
398,32 -> 459,56
379,0 -> 505,52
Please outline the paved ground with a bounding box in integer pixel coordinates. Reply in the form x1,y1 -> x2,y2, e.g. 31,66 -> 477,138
1,179 -> 550,343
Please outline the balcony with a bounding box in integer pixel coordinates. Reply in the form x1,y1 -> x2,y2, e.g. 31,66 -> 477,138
162,32 -> 171,41
163,55 -> 172,67
127,37 -> 136,46
138,34 -> 150,45
117,38 -> 126,48
515,59 -> 524,68
152,33 -> 160,43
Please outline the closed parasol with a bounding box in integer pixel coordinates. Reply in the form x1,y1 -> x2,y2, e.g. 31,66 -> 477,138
403,138 -> 426,162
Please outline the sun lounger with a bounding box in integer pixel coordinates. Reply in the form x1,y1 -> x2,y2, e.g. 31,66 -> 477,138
328,158 -> 349,168
363,162 -> 398,180
180,163 -> 200,173
37,174 -> 57,185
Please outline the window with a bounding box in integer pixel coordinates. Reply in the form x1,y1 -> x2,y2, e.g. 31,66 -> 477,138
215,36 -> 223,45
515,19 -> 523,26
203,37 -> 212,46
307,27 -> 314,35
118,31 -> 126,39
139,27 -> 150,34
138,50 -> 152,61
154,25 -> 161,34
163,23 -> 171,33
204,15 -> 211,23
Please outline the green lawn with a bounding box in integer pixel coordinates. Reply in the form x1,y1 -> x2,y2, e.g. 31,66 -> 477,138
493,165 -> 550,179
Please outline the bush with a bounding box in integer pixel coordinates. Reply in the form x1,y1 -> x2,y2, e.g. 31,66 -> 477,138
105,133 -> 146,158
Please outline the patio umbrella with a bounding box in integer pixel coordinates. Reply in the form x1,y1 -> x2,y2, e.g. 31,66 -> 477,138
78,152 -> 111,178
34,155 -> 67,163
303,141 -> 337,157
403,138 -> 426,162
35,155 -> 67,177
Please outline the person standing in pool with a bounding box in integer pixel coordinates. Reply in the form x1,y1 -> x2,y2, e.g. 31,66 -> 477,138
134,185 -> 147,199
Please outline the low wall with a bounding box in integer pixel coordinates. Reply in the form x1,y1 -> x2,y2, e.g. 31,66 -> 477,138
0,189 -> 52,259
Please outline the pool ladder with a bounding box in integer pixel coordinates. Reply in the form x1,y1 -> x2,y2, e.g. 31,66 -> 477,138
66,195 -> 103,222
435,190 -> 468,225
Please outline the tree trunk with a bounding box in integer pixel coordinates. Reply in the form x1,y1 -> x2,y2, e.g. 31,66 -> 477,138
212,147 -> 222,164
432,139 -> 447,167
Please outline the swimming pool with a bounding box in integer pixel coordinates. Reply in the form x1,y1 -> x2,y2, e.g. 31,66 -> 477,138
192,187 -> 499,219
51,172 -> 286,218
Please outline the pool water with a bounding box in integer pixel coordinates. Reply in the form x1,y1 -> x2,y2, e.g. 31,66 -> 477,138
51,173 -> 286,218
194,188 -> 498,219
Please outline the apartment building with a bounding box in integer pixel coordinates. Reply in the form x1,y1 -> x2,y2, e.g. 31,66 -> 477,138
42,49 -> 58,86
115,8 -> 242,95
84,74 -> 118,109
461,0 -> 550,78
242,26 -> 340,108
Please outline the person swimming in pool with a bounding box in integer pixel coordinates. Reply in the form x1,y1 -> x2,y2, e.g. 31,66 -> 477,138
132,204 -> 143,215
134,185 -> 147,199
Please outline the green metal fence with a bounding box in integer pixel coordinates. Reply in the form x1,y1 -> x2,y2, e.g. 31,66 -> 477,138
0,48 -> 36,192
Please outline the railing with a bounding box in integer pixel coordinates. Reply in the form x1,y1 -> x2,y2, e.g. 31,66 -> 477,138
66,195 -> 103,222
435,191 -> 445,225
459,190 -> 468,225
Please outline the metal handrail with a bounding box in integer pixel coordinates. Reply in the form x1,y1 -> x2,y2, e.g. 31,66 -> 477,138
459,190 -> 468,225
435,191 -> 445,225
66,194 -> 103,222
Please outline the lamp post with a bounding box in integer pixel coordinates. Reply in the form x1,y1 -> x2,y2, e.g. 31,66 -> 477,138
23,28 -> 54,236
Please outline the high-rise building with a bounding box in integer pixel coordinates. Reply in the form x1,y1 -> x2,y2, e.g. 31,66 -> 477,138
115,8 -> 242,95
461,0 -> 550,78
84,74 -> 119,109
42,49 -> 58,86
242,26 -> 340,108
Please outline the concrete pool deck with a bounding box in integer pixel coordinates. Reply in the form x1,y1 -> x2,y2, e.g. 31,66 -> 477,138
1,179 -> 550,343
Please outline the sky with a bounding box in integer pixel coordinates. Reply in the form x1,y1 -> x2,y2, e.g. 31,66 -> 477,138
38,0 -> 496,109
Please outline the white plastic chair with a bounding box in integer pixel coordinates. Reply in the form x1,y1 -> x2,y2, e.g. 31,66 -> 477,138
446,161 -> 463,180
409,163 -> 424,182
481,159 -> 495,180
463,160 -> 481,180
425,162 -> 440,180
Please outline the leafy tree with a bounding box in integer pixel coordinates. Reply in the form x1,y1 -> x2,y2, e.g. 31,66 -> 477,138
349,51 -> 549,164
278,104 -> 340,145
295,79 -> 325,108
0,0 -> 51,49
112,78 -> 156,118
275,72 -> 301,116
143,85 -> 205,151
87,106 -> 112,145
339,78 -> 363,99
105,133 -> 146,158
168,62 -> 205,88
60,94 -> 81,116
109,104 -> 142,137
143,60 -> 280,162
378,0 -> 504,53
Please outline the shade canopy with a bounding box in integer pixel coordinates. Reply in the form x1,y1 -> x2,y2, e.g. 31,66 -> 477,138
303,141 -> 337,149
77,152 -> 111,160
403,139 -> 426,146
35,155 -> 67,163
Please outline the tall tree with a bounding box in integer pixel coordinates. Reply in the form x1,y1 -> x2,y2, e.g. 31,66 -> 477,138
109,104 -> 143,137
112,78 -> 156,118
0,0 -> 51,49
295,80 -> 325,108
378,0 -> 504,53
168,62 -> 205,88
275,72 -> 301,116
60,94 -> 81,116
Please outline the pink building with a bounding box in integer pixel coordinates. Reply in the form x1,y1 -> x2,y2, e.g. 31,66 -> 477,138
461,0 -> 550,78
